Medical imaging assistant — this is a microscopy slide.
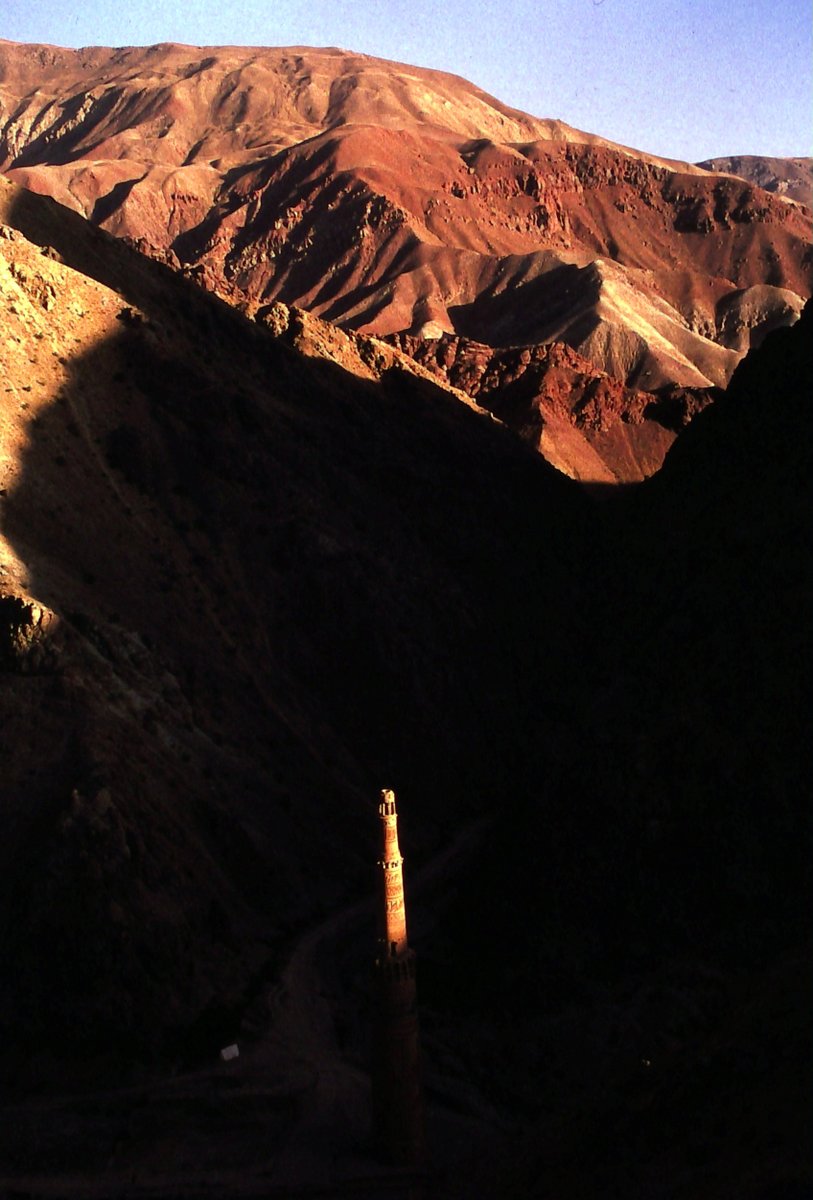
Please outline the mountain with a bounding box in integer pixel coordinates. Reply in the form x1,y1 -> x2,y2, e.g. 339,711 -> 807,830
434,301 -> 813,1198
390,329 -> 716,483
1,40 -> 809,410
0,171 -> 590,1076
697,155 -> 813,207
0,50 -> 811,1198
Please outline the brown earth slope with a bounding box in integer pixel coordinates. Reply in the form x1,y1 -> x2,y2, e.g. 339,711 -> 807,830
0,172 -> 589,1079
0,160 -> 810,1199
1,40 -> 809,404
391,331 -> 717,483
698,155 -> 813,207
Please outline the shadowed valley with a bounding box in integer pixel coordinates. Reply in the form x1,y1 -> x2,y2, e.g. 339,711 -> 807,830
0,44 -> 810,1200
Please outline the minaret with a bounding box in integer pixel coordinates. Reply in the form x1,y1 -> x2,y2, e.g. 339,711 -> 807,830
372,788 -> 425,1165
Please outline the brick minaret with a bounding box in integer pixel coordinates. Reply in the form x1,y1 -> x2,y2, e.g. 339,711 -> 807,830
372,788 -> 425,1165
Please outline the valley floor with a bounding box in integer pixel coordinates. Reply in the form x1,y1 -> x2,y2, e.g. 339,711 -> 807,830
0,819 -> 506,1199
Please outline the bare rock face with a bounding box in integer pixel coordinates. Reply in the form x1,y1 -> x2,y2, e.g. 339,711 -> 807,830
391,331 -> 718,483
697,154 -> 813,208
714,282 -> 806,352
0,40 -> 809,396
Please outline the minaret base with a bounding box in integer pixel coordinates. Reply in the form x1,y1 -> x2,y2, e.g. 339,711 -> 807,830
372,951 -> 425,1166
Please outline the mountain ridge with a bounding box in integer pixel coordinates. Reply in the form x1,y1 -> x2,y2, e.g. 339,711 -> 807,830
697,154 -> 812,207
0,170 -> 589,1075
1,40 -> 808,421
0,38 -> 712,166
0,99 -> 810,1198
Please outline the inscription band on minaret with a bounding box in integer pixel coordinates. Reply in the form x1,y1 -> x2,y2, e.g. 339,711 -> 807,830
378,788 -> 410,960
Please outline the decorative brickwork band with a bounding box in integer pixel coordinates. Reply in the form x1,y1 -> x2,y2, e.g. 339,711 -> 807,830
377,787 -> 410,960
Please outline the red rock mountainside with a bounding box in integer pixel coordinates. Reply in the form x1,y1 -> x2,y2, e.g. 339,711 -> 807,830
0,40 -> 809,402
697,155 -> 813,208
0,170 -> 809,1198
391,331 -> 716,483
0,172 -> 588,1076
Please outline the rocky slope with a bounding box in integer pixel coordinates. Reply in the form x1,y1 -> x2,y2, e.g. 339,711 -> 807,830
0,160 -> 810,1197
698,154 -> 813,207
1,40 -> 809,403
434,302 -> 813,1198
390,330 -> 717,483
0,171 -> 589,1079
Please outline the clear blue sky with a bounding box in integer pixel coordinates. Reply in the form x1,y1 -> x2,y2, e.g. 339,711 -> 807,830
2,0 -> 810,162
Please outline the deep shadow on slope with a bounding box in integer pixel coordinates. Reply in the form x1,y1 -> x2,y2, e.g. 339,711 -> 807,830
450,306 -> 812,988
430,308 -> 812,1199
0,181 -> 597,1086
3,179 -> 183,310
8,178 -> 808,1198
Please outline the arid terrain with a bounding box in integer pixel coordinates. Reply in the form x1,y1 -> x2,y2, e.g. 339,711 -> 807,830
0,39 -> 811,1200
1,40 -> 810,482
388,331 -> 716,483
698,155 -> 813,207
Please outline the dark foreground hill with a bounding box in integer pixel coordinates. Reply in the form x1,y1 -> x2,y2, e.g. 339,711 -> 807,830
0,177 -> 809,1197
436,302 -> 813,1197
0,171 -> 588,1060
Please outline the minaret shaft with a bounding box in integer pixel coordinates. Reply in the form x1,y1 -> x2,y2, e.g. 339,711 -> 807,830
372,788 -> 425,1166
378,793 -> 409,957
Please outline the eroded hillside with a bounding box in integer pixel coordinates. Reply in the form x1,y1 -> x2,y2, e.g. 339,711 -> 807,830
0,173 -> 588,1075
1,40 -> 809,412
0,151 -> 810,1198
